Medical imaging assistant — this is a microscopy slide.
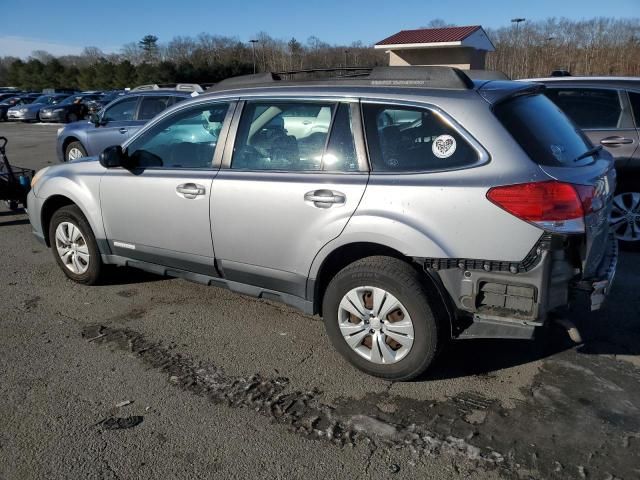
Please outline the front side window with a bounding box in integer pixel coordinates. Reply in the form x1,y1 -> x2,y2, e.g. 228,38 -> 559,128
127,102 -> 229,169
231,101 -> 358,172
103,97 -> 139,122
138,95 -> 174,120
544,88 -> 625,129
362,103 -> 477,172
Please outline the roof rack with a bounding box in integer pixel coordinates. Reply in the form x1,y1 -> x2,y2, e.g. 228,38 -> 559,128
131,83 -> 204,93
211,66 -> 474,91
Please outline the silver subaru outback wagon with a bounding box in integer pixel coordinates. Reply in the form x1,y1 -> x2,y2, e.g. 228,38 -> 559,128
27,67 -> 618,380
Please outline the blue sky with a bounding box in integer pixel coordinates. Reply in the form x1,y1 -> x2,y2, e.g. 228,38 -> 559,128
1,0 -> 638,57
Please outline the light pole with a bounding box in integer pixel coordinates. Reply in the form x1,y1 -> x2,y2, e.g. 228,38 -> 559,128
510,18 -> 526,78
249,39 -> 258,74
344,50 -> 348,69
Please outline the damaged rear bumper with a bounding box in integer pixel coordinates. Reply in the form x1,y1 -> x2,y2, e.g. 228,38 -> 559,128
421,232 -> 618,340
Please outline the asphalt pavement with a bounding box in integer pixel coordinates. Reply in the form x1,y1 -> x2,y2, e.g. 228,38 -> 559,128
0,122 -> 639,479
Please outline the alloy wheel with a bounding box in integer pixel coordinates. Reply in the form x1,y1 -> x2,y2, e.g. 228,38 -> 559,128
337,286 -> 414,364
67,148 -> 84,161
55,221 -> 90,274
610,192 -> 640,242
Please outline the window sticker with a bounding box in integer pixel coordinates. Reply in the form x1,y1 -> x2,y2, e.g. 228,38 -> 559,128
432,134 -> 456,159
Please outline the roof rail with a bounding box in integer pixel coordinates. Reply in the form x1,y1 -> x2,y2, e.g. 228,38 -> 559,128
131,83 -> 203,92
465,70 -> 509,81
211,66 -> 474,91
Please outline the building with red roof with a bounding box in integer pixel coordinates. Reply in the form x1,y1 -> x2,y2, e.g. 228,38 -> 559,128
375,25 -> 495,69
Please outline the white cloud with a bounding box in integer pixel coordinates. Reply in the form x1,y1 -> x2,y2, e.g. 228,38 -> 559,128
0,35 -> 87,58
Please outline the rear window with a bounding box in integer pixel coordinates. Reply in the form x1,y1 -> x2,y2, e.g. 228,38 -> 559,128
494,94 -> 594,167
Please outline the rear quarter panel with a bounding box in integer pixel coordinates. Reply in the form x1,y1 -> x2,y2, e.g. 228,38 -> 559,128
309,93 -> 550,279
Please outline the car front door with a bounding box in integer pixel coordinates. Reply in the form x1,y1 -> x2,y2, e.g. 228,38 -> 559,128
86,96 -> 141,155
210,100 -> 368,298
100,101 -> 234,275
544,87 -> 639,169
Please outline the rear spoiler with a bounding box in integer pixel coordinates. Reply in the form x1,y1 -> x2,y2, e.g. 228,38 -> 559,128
476,80 -> 545,105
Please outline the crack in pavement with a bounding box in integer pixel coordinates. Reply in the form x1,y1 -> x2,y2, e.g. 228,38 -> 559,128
81,324 -> 640,479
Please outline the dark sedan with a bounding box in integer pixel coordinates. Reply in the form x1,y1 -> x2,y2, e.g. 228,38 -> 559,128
39,93 -> 104,123
0,94 -> 40,121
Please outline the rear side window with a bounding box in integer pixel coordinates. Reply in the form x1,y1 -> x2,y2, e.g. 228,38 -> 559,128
103,97 -> 138,122
544,88 -> 625,129
231,101 -> 358,172
137,95 -> 173,120
494,94 -> 594,166
362,104 -> 477,172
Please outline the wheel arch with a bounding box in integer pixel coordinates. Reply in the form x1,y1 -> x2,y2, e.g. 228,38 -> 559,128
61,136 -> 83,159
309,241 -> 455,338
40,192 -> 105,254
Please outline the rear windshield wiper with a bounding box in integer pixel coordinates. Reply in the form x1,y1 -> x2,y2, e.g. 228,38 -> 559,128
572,145 -> 602,162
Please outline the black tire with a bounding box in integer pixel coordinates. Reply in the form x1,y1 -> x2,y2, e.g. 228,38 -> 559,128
48,205 -> 104,285
65,141 -> 87,162
322,256 -> 440,381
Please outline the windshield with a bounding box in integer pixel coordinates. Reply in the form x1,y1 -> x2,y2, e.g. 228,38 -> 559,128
0,96 -> 20,105
100,92 -> 122,103
32,95 -> 55,104
58,96 -> 82,106
494,94 -> 596,167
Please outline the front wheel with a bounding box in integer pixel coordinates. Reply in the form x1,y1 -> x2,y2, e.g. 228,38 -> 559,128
65,141 -> 87,162
49,205 -> 104,285
322,256 -> 440,381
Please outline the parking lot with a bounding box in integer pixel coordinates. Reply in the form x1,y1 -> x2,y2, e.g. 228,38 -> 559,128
1,121 -> 639,479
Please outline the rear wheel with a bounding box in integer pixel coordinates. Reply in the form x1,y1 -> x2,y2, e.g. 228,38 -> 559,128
609,191 -> 640,248
322,256 -> 439,380
49,205 -> 104,285
65,141 -> 87,162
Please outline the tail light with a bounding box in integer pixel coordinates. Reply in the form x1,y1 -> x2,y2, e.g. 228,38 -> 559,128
487,181 -> 596,233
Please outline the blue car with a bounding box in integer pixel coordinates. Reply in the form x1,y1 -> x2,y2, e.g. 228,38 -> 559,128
56,85 -> 201,162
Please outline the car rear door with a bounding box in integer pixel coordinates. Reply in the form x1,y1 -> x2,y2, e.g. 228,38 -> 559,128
544,87 -> 639,169
210,99 -> 368,298
87,96 -> 140,155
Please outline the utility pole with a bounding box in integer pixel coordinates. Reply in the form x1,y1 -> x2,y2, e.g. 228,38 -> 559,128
249,39 -> 259,74
510,18 -> 526,79
344,50 -> 348,69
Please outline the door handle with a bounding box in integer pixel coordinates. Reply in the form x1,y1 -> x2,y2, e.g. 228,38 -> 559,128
600,136 -> 633,147
176,183 -> 206,199
304,189 -> 346,208
119,128 -> 128,134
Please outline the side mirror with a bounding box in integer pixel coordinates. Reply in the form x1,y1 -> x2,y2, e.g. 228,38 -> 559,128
99,145 -> 127,168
